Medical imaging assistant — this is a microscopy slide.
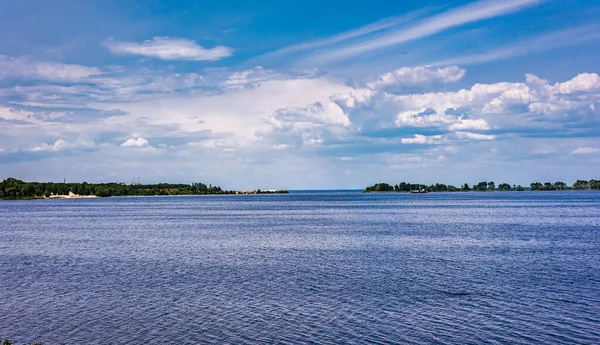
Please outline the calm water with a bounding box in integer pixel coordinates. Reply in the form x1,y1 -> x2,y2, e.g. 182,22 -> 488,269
1,191 -> 599,344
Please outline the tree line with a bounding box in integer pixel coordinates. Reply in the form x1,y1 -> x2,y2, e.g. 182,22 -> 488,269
365,179 -> 599,193
531,180 -> 600,190
0,178 -> 236,199
1,338 -> 41,345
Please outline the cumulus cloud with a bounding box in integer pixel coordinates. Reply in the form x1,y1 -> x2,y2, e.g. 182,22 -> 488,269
554,73 -> 600,94
28,139 -> 95,152
401,134 -> 443,144
121,138 -> 149,147
449,119 -> 490,130
0,55 -> 101,80
367,66 -> 466,90
257,101 -> 350,148
2,62 -> 599,188
333,72 -> 600,135
572,147 -> 599,155
33,139 -> 70,152
104,37 -> 233,61
395,108 -> 455,127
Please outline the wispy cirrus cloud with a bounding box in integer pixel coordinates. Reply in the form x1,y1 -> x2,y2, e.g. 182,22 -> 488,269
301,0 -> 543,65
572,147 -> 599,155
256,8 -> 430,63
0,55 -> 102,80
430,25 -> 600,67
454,131 -> 496,141
104,37 -> 233,61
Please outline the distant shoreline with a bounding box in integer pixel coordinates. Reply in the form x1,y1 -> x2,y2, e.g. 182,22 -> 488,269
363,190 -> 600,193
0,177 -> 288,200
2,177 -> 598,200
364,180 -> 599,193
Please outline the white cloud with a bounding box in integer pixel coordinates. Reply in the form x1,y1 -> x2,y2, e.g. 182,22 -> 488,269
0,55 -> 101,80
454,131 -> 496,140
29,139 -> 93,152
0,66 -> 327,107
395,108 -> 455,127
223,66 -> 322,90
105,37 -> 233,61
449,119 -> 490,130
367,66 -> 466,90
2,63 -> 599,189
4,67 -> 598,155
224,66 -> 279,89
401,134 -> 443,144
111,75 -> 351,146
306,0 -> 543,64
572,147 -> 599,155
257,101 -> 350,148
334,72 -> 600,134
121,138 -> 149,147
555,73 -> 600,94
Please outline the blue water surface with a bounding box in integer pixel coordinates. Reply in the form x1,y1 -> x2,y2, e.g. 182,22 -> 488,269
1,191 -> 599,344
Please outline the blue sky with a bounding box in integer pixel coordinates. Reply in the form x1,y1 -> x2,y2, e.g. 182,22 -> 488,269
0,0 -> 599,189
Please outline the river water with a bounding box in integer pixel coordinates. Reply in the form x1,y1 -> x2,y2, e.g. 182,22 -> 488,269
1,191 -> 599,344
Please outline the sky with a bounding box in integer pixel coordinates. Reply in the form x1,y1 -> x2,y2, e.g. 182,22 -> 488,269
0,0 -> 599,189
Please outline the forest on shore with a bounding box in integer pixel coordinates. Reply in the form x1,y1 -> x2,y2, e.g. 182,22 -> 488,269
0,178 -> 288,199
1,338 -> 41,345
365,179 -> 600,192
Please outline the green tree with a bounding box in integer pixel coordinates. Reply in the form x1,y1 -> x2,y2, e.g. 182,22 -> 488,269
573,180 -> 589,190
473,181 -> 488,191
498,183 -> 511,191
530,182 -> 543,191
543,182 -> 554,190
365,183 -> 394,192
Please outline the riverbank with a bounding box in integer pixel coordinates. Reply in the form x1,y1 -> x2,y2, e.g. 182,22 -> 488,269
0,177 -> 289,200
365,180 -> 599,193
47,192 -> 98,199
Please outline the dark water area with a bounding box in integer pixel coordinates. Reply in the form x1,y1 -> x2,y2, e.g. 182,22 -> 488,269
1,191 -> 599,344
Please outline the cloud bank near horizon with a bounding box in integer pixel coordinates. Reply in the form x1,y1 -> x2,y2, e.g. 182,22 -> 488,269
1,63 -> 598,189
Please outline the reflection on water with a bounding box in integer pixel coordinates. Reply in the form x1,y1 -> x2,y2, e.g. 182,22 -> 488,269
1,192 -> 599,344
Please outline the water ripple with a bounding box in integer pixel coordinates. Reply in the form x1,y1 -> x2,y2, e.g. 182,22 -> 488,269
1,192 -> 599,344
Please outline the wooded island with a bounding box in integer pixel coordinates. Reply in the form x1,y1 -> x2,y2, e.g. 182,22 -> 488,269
365,180 -> 600,192
0,178 -> 288,199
